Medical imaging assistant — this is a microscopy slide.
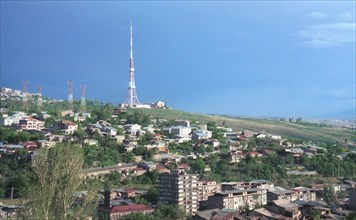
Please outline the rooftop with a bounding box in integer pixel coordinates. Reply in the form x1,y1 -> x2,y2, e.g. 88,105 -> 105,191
110,204 -> 153,214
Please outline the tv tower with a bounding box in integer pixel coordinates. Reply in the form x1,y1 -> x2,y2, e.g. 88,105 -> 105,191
68,81 -> 74,110
126,21 -> 140,107
37,86 -> 43,112
80,84 -> 87,112
21,80 -> 29,111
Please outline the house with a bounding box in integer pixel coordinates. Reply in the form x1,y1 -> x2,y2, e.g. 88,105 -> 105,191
242,130 -> 256,138
156,164 -> 169,173
18,117 -> 45,131
256,133 -> 267,139
115,135 -> 125,144
303,145 -> 327,156
153,134 -> 163,142
98,204 -> 154,219
54,120 -> 78,134
138,161 -> 156,171
174,120 -> 190,127
132,167 -> 147,176
37,140 -> 56,148
142,126 -> 155,134
23,141 -> 38,151
102,127 -> 117,137
38,113 -> 51,120
174,134 -> 191,143
192,130 -> 212,141
250,179 -> 274,190
171,126 -> 191,136
83,139 -> 99,146
285,148 -> 304,158
151,100 -> 166,109
228,151 -> 244,163
253,200 -> 300,219
204,140 -> 220,148
1,116 -> 22,126
224,132 -> 239,140
1,112 -> 28,126
177,163 -> 190,170
60,110 -> 74,117
74,112 -> 91,122
0,144 -> 23,155
123,124 -> 141,135
268,187 -> 296,202
48,134 -> 66,143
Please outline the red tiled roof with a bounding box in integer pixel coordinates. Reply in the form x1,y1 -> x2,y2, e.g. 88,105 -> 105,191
61,120 -> 77,126
111,204 -> 154,214
23,141 -> 37,146
177,163 -> 189,168
125,188 -> 135,193
134,167 -> 146,171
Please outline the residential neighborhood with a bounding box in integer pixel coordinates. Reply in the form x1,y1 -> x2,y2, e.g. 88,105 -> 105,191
1,88 -> 356,219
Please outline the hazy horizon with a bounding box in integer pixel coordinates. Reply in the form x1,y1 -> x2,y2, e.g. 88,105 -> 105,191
1,1 -> 355,119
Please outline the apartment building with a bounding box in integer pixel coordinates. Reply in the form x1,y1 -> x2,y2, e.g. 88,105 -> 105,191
207,188 -> 267,211
158,170 -> 198,215
349,185 -> 356,211
291,187 -> 316,202
197,180 -> 221,208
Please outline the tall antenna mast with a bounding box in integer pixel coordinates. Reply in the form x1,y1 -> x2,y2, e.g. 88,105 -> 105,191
21,80 -> 29,111
80,84 -> 87,113
126,21 -> 140,107
37,86 -> 43,112
68,80 -> 74,111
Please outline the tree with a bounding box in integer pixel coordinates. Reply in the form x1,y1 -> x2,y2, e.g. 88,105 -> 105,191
189,158 -> 206,176
27,143 -> 98,219
154,205 -> 185,219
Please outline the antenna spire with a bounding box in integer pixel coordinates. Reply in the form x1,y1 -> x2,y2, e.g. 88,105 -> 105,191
126,21 -> 140,107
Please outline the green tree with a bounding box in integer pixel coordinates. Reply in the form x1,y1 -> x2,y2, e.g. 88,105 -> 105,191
27,143 -> 98,219
154,205 -> 185,219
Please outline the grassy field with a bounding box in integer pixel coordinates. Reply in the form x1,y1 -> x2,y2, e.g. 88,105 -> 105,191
128,108 -> 356,144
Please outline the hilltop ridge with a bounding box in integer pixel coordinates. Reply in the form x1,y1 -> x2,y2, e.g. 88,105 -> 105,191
127,108 -> 356,144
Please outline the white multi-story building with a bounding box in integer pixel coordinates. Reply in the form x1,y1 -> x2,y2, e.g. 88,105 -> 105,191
171,126 -> 192,136
123,124 -> 141,135
1,112 -> 28,126
207,188 -> 267,211
158,170 -> 198,215
18,117 -> 45,131
197,180 -> 221,208
192,130 -> 212,141
291,187 -> 316,202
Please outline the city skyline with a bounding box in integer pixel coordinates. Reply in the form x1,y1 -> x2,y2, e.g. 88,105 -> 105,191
1,1 -> 355,119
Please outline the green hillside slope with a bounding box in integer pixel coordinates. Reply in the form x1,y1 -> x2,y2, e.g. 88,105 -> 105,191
128,108 -> 355,144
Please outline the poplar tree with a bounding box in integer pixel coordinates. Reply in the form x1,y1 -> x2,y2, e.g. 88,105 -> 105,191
25,143 -> 98,219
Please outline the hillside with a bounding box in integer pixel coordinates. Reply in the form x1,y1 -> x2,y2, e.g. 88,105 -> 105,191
128,108 -> 356,144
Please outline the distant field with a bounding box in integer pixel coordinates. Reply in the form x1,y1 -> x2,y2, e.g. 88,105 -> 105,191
128,108 -> 356,144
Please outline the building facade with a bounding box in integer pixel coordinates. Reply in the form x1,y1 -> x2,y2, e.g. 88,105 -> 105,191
207,188 -> 267,211
158,170 -> 198,215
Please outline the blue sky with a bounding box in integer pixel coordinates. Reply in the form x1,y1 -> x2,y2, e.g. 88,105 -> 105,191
1,1 -> 355,119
